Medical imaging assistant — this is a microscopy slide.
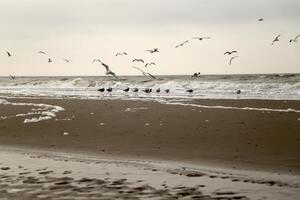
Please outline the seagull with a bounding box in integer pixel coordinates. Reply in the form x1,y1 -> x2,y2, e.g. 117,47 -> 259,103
186,89 -> 193,93
132,66 -> 156,79
106,87 -> 113,92
156,88 -> 161,93
143,88 -> 152,93
6,51 -> 12,57
115,52 -> 128,56
9,75 -> 16,80
289,35 -> 300,43
132,59 -> 144,63
132,88 -> 139,92
272,35 -> 281,45
224,51 -> 237,55
175,40 -> 188,48
38,51 -> 46,54
258,18 -> 264,22
48,58 -> 52,63
63,58 -> 71,63
98,88 -> 105,92
192,37 -> 211,40
229,56 -> 238,65
146,48 -> 159,53
123,87 -> 130,92
145,62 -> 156,67
165,89 -> 170,93
99,61 -> 118,79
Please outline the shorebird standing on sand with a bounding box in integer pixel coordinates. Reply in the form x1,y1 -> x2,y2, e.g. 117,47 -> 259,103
48,58 -> 52,63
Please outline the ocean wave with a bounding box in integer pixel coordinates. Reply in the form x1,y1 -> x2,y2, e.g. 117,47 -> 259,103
0,74 -> 299,100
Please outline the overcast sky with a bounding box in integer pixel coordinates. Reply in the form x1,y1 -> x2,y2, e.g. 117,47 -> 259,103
0,0 -> 299,76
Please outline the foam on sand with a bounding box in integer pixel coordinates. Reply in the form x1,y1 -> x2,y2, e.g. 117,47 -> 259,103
160,99 -> 300,113
0,99 -> 64,123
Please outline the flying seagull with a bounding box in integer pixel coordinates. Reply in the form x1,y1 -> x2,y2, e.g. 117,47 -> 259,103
146,48 -> 159,53
289,35 -> 300,43
229,56 -> 238,65
132,59 -> 144,63
132,66 -> 156,79
48,58 -> 52,63
115,52 -> 128,56
175,40 -> 188,48
99,60 -> 118,79
38,51 -> 46,54
258,18 -> 264,22
63,58 -> 71,63
145,62 -> 156,67
6,51 -> 12,57
192,37 -> 211,40
9,75 -> 16,80
224,51 -> 237,55
272,35 -> 281,45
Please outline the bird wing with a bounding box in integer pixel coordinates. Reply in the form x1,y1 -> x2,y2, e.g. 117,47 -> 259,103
115,53 -> 120,56
101,63 -> 109,72
123,52 -> 127,55
295,35 -> 300,40
132,67 -> 156,79
6,51 -> 11,56
229,56 -> 238,65
224,52 -> 229,55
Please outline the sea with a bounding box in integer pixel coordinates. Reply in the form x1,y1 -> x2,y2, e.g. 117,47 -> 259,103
0,74 -> 299,100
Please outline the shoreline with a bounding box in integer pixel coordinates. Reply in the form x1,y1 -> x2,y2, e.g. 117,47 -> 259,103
0,97 -> 300,175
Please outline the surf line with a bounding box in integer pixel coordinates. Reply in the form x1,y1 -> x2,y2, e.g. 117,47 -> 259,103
160,100 -> 300,113
0,99 -> 64,123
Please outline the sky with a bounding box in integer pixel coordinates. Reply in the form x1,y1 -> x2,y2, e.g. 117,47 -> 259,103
0,0 -> 299,76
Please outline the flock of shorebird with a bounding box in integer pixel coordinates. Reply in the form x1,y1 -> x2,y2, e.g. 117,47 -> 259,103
3,18 -> 300,83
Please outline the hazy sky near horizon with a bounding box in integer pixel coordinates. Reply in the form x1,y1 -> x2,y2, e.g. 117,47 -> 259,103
0,0 -> 299,76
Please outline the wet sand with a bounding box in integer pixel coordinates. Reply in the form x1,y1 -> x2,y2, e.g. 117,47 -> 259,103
0,97 -> 300,174
0,147 -> 299,200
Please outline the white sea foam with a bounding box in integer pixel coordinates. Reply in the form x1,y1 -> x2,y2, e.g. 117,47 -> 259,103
125,107 -> 148,112
160,100 -> 300,113
0,74 -> 299,100
0,99 -> 64,123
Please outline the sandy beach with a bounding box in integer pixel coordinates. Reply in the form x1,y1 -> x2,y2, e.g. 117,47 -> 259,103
0,97 -> 300,199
